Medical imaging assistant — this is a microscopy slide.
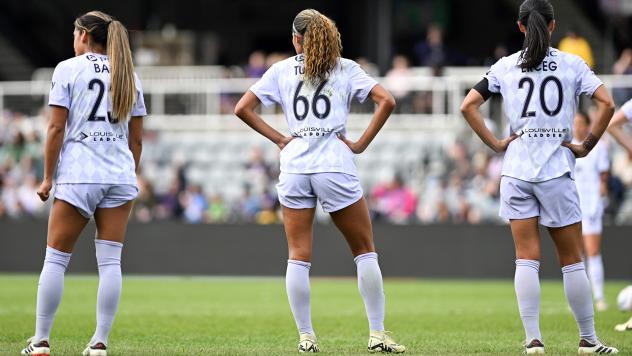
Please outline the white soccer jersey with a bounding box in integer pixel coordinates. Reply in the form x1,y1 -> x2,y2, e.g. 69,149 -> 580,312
620,98 -> 632,122
49,53 -> 147,185
485,48 -> 603,182
250,55 -> 378,175
574,140 -> 609,216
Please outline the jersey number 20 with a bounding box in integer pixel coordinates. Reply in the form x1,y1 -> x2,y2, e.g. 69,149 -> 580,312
293,80 -> 331,120
87,79 -> 117,123
518,76 -> 563,118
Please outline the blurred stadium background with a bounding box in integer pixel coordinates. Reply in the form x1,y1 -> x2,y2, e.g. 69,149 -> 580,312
1,1 -> 632,354
2,0 -> 632,227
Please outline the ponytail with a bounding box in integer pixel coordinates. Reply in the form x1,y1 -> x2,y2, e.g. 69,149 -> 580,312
517,0 -> 554,70
75,11 -> 136,122
292,9 -> 342,87
107,20 -> 136,121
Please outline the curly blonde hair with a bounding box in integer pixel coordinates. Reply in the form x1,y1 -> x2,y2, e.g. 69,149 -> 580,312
292,9 -> 342,87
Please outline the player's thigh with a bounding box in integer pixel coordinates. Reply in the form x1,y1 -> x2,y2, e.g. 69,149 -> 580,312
94,185 -> 138,243
548,222 -> 583,267
329,198 -> 375,257
583,234 -> 602,257
94,201 -> 134,244
47,199 -> 90,253
282,205 -> 316,262
510,217 -> 541,260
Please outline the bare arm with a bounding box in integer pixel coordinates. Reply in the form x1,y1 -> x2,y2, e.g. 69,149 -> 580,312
128,116 -> 143,173
37,106 -> 67,201
460,89 -> 517,152
234,91 -> 293,149
338,84 -> 395,154
607,109 -> 632,155
563,85 -> 615,157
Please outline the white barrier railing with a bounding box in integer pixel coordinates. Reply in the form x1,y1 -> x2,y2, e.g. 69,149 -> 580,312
3,68 -> 632,132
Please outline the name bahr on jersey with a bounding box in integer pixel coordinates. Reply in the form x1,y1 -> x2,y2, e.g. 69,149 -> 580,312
49,53 -> 146,185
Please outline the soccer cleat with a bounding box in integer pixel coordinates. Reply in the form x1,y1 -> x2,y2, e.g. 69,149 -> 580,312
578,339 -> 618,354
367,330 -> 406,353
82,342 -> 107,356
298,333 -> 319,353
524,339 -> 545,354
595,300 -> 608,312
614,317 -> 632,332
21,337 -> 50,356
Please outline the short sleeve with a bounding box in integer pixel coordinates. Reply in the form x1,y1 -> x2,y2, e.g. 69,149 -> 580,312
48,61 -> 73,109
484,58 -> 503,94
597,144 -> 610,173
249,64 -> 281,107
131,74 -> 147,117
348,60 -> 378,103
575,58 -> 602,97
620,99 -> 632,122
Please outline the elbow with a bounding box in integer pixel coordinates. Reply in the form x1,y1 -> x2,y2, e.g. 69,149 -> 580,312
234,102 -> 247,118
460,103 -> 471,116
47,122 -> 65,136
381,95 -> 396,113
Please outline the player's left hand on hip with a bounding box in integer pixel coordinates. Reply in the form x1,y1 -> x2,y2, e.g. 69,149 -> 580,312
561,141 -> 588,158
337,133 -> 365,154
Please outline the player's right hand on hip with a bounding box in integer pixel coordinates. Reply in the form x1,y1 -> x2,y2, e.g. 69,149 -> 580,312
37,179 -> 52,201
494,134 -> 519,152
276,136 -> 294,151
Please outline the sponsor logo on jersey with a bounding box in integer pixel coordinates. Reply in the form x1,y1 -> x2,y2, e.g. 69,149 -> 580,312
79,130 -> 124,142
518,127 -> 568,138
294,126 -> 335,137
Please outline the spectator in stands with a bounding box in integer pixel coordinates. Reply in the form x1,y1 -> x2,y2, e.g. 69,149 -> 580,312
180,184 -> 207,223
246,50 -> 267,78
203,193 -> 228,223
414,24 -> 446,68
558,27 -> 594,68
133,173 -> 157,222
484,44 -> 508,67
385,55 -> 413,113
369,173 -> 417,224
612,48 -> 632,106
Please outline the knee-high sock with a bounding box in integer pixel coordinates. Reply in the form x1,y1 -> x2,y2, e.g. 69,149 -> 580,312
34,247 -> 72,342
90,240 -> 123,346
515,259 -> 541,342
355,252 -> 385,332
586,254 -> 605,302
562,262 -> 597,343
286,260 -> 314,335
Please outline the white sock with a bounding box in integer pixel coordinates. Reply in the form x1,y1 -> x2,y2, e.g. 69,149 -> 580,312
562,262 -> 597,343
355,252 -> 385,332
586,254 -> 605,302
90,240 -> 123,346
286,260 -> 314,335
34,247 -> 72,342
515,259 -> 541,342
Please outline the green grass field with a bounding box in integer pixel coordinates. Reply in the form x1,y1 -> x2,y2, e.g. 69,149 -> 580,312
0,275 -> 630,355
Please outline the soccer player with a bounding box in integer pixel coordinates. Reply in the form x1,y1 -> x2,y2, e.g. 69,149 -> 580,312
460,0 -> 618,354
607,99 -> 632,332
235,9 -> 405,354
21,11 -> 146,356
573,112 -> 610,312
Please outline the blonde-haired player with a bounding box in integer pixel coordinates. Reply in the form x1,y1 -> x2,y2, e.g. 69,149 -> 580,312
21,11 -> 146,356
235,8 -> 404,354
